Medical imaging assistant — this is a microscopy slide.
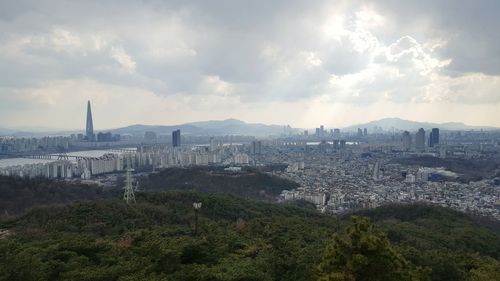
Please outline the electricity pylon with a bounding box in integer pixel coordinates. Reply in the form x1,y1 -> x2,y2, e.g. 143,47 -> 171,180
123,156 -> 136,204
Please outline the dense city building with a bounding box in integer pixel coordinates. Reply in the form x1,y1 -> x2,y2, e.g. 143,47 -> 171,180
97,132 -> 119,142
402,131 -> 412,151
172,129 -> 181,147
251,140 -> 262,154
415,128 -> 425,151
429,128 -> 440,147
2,122 -> 500,221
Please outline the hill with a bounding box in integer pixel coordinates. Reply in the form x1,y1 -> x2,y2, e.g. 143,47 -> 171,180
139,167 -> 300,201
0,191 -> 499,281
0,119 -> 293,137
111,118 -> 293,137
0,128 -> 16,135
343,117 -> 498,132
0,176 -> 114,218
0,167 -> 297,219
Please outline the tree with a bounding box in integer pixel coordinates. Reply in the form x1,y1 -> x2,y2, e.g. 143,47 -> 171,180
468,256 -> 500,281
317,216 -> 429,281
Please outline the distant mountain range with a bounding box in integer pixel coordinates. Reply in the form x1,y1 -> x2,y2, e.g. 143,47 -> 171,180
1,117 -> 497,137
0,126 -> 77,137
0,119 -> 292,137
0,127 -> 75,138
110,119 -> 293,136
342,117 -> 498,132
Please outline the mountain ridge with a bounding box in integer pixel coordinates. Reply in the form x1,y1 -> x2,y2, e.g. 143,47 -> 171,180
342,117 -> 498,132
2,117 -> 498,137
109,118 -> 292,136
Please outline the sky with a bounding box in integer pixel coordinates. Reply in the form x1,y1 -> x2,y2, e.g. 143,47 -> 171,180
1,0 -> 500,130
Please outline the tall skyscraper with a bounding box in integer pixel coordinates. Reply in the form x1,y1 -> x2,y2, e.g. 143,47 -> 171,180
85,100 -> 95,142
373,161 -> 381,181
172,129 -> 181,147
209,137 -> 214,152
415,128 -> 425,151
251,140 -> 262,154
429,128 -> 440,147
402,131 -> 412,151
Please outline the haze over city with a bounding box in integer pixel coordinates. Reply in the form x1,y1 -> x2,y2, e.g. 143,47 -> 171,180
2,2 -> 500,280
2,0 -> 500,129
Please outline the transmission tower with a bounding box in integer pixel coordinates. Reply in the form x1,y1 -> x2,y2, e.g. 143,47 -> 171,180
123,156 -> 136,204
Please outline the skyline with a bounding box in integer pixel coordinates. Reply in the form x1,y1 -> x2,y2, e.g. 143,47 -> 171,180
1,113 -> 496,133
1,100 -> 499,133
2,1 -> 500,128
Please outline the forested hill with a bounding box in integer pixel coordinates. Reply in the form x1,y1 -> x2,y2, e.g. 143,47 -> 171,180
1,191 -> 499,281
139,167 -> 300,201
0,176 -> 114,217
0,167 -> 297,218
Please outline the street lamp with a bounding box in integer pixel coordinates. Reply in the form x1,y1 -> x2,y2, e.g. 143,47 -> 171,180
193,202 -> 202,236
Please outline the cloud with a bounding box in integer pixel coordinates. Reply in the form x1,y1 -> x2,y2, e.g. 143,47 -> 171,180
373,0 -> 500,75
0,0 -> 500,128
110,46 -> 136,73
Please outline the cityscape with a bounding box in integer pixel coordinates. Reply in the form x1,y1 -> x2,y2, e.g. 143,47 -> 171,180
1,100 -> 499,220
1,1 -> 500,280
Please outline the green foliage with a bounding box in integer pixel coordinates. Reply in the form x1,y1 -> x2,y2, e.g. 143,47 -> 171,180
0,191 -> 498,281
317,216 -> 429,281
353,204 -> 500,281
0,240 -> 50,281
0,191 -> 334,281
0,176 -> 113,218
355,204 -> 500,258
468,256 -> 500,281
139,167 -> 299,200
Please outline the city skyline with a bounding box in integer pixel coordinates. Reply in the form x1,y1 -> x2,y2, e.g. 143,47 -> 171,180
1,1 -> 500,129
0,114 -> 497,134
0,109 -> 498,133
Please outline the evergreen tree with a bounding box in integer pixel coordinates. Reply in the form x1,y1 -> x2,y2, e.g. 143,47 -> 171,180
317,216 -> 429,281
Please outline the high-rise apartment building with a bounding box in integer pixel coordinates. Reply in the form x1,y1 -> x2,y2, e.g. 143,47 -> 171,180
402,131 -> 412,151
373,161 -> 381,180
429,128 -> 440,147
415,128 -> 426,150
172,129 -> 181,147
251,140 -> 262,154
